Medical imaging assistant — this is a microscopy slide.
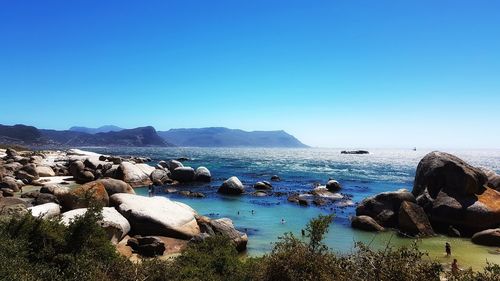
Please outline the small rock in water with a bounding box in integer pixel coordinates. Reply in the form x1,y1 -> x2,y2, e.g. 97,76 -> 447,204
271,175 -> 281,182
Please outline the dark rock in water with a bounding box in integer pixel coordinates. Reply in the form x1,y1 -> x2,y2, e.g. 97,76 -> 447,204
326,179 -> 341,192
194,166 -> 211,182
189,192 -> 205,198
253,191 -> 268,197
254,181 -> 273,190
127,236 -> 166,257
271,175 -> 281,182
171,167 -> 195,182
471,229 -> 500,247
158,160 -> 169,169
218,176 -> 245,195
168,160 -> 184,171
341,150 -> 369,154
398,201 -> 435,237
413,151 -> 500,233
176,157 -> 190,162
356,189 -> 415,227
151,169 -> 170,185
351,215 -> 385,232
298,197 -> 309,206
21,191 -> 40,199
287,194 -> 299,203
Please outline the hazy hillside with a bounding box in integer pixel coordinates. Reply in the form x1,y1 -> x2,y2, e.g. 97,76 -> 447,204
158,127 -> 308,148
69,125 -> 124,134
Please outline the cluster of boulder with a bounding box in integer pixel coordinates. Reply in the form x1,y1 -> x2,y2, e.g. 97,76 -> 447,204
0,147 -> 248,259
287,179 -> 349,207
352,151 -> 500,247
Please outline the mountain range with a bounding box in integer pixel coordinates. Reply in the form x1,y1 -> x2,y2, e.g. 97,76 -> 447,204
0,124 -> 308,148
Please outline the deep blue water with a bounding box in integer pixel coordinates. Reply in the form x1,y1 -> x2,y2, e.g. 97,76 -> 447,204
82,147 -> 500,268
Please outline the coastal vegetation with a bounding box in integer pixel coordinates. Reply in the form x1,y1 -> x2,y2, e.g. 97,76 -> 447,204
1,210 -> 499,281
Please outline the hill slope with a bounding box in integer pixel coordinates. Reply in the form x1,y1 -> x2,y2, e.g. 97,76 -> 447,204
0,124 -> 171,147
69,125 -> 124,134
158,127 -> 308,148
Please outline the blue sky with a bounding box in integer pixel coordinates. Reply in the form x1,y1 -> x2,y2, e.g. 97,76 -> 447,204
1,0 -> 499,148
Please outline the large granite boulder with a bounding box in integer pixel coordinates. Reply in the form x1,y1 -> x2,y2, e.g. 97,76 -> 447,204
170,167 -> 195,182
94,178 -> 135,196
351,215 -> 385,232
0,177 -> 20,192
115,162 -> 154,187
398,201 -> 435,236
151,169 -> 170,185
168,160 -> 184,171
356,189 -> 415,227
35,193 -> 59,205
57,181 -> 109,210
413,152 -> 500,234
471,228 -> 500,247
28,203 -> 61,219
218,176 -> 245,195
61,207 -> 131,244
35,166 -> 56,177
208,218 -> 248,252
0,197 -> 29,208
480,168 -> 500,191
110,193 -> 200,239
194,166 -> 211,182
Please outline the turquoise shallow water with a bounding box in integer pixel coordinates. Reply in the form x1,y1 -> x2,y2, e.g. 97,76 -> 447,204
85,147 -> 500,270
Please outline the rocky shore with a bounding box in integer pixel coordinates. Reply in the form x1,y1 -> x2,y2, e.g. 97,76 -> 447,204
351,151 -> 500,247
0,147 -> 247,259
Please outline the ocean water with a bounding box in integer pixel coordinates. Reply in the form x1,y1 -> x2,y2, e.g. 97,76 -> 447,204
84,147 -> 500,269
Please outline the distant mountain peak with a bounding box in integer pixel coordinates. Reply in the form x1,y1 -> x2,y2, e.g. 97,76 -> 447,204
158,127 -> 308,148
69,125 -> 124,134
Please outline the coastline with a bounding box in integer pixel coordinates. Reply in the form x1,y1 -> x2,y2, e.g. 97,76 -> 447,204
1,147 -> 499,271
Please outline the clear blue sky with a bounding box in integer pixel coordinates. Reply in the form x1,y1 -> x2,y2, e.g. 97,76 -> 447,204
1,0 -> 499,148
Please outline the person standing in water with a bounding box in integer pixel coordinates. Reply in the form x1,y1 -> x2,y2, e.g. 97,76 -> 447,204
445,242 -> 451,256
451,259 -> 460,275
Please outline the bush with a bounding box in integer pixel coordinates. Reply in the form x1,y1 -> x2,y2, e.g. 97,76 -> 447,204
0,211 -> 497,281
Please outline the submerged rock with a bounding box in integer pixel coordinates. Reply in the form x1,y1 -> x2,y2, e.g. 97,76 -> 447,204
341,150 -> 369,154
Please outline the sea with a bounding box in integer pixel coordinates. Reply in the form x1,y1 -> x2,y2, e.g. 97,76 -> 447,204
83,147 -> 500,269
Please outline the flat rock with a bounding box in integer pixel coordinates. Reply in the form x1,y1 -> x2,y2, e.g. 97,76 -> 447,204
110,193 -> 200,239
28,203 -> 61,219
